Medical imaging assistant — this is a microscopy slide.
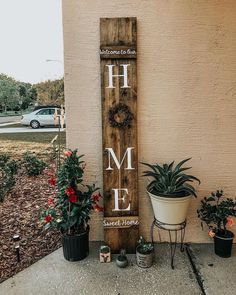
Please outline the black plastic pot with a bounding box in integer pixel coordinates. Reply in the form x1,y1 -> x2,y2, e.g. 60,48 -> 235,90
61,227 -> 89,261
214,231 -> 234,258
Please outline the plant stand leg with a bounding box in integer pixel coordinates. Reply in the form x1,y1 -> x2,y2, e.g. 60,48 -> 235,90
151,219 -> 155,244
168,230 -> 177,270
151,219 -> 187,269
180,227 -> 186,252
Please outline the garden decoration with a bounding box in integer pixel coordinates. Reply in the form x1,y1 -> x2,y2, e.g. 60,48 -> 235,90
99,245 -> 111,263
197,190 -> 236,258
142,158 -> 200,230
142,158 -> 200,269
116,249 -> 128,268
100,17 -> 139,253
13,234 -> 21,263
108,103 -> 134,129
41,149 -> 103,261
136,236 -> 154,268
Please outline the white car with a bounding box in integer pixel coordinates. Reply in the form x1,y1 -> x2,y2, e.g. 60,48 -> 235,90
21,108 -> 65,129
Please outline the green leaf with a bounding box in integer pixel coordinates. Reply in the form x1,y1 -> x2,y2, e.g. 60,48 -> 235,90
173,158 -> 191,173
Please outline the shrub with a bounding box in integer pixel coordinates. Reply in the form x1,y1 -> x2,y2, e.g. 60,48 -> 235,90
0,155 -> 20,202
197,190 -> 236,238
22,152 -> 47,176
41,149 -> 103,235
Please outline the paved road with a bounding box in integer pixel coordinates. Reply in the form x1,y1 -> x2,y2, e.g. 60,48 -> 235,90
0,127 -> 64,133
0,116 -> 21,124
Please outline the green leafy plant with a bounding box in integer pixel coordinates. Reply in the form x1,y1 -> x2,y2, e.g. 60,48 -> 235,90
100,245 -> 110,254
137,236 -> 154,254
0,154 -> 20,201
41,149 -> 103,235
197,190 -> 236,238
116,249 -> 128,262
142,158 -> 200,198
0,154 -> 10,167
22,152 -> 47,176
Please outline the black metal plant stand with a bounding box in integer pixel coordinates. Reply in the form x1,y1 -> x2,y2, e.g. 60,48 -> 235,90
150,218 -> 186,269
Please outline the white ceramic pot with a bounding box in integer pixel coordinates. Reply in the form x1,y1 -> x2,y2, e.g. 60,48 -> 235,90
147,191 -> 192,230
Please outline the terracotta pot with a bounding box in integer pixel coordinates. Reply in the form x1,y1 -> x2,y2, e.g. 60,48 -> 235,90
147,190 -> 192,229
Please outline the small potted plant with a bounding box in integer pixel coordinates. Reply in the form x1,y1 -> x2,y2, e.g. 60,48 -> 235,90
100,245 -> 111,263
116,249 -> 128,268
142,158 -> 200,229
197,190 -> 236,258
41,149 -> 103,261
136,236 -> 154,268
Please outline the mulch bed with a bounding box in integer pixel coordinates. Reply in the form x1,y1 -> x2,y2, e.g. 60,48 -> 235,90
0,170 -> 61,283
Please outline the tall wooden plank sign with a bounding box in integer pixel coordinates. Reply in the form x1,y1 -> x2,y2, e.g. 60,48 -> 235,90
100,17 -> 138,253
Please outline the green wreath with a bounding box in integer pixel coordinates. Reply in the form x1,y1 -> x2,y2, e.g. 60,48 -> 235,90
108,103 -> 134,129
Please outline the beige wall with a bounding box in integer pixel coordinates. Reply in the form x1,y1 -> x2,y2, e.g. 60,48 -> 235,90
62,0 -> 236,242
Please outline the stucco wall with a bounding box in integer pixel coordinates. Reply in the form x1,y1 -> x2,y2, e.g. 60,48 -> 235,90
62,0 -> 236,242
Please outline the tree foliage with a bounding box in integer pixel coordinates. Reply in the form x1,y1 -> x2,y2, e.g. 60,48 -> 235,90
0,74 -> 64,112
34,78 -> 64,106
0,74 -> 20,111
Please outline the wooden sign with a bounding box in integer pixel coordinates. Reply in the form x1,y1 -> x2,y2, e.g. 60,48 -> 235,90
100,17 -> 138,253
103,216 -> 139,229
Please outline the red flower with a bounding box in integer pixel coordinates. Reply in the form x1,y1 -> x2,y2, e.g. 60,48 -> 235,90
94,204 -> 103,212
64,151 -> 72,157
47,197 -> 55,206
227,217 -> 234,227
49,177 -> 56,186
45,215 -> 52,223
65,187 -> 75,196
93,193 -> 102,202
69,194 -> 78,203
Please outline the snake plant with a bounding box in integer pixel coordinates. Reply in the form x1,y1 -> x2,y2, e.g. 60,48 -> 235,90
142,158 -> 200,198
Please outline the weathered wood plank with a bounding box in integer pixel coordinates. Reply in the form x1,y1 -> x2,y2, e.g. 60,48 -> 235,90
100,17 -> 138,253
103,216 -> 139,229
100,46 -> 136,59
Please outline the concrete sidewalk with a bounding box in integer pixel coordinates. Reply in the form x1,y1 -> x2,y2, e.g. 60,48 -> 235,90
0,121 -> 20,127
0,243 -> 235,295
189,244 -> 236,295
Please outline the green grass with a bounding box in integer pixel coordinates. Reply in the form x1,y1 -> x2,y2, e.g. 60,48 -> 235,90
0,112 -> 21,117
0,131 -> 66,144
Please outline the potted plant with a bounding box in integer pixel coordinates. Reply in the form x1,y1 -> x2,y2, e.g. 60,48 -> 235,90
116,249 -> 128,268
197,190 -> 236,258
99,245 -> 111,263
142,158 -> 200,229
41,149 -> 103,261
136,236 -> 154,268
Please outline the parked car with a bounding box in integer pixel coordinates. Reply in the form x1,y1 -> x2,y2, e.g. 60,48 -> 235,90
33,105 -> 61,111
21,107 -> 66,129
